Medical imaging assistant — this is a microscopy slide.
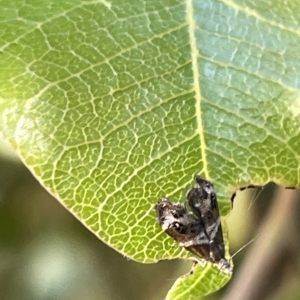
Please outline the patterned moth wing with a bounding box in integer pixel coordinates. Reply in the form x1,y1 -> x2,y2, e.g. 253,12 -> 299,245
155,197 -> 209,251
187,175 -> 231,271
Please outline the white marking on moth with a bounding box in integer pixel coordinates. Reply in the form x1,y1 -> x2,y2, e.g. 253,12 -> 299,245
205,218 -> 220,239
179,233 -> 210,247
161,215 -> 177,231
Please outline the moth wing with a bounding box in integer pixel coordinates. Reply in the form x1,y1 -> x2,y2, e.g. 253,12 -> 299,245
156,197 -> 210,260
187,176 -> 226,260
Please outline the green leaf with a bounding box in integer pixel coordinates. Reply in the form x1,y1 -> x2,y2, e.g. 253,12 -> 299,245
1,0 -> 300,299
166,263 -> 230,300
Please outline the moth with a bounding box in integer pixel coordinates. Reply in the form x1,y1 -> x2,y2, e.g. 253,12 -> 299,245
155,175 -> 232,272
